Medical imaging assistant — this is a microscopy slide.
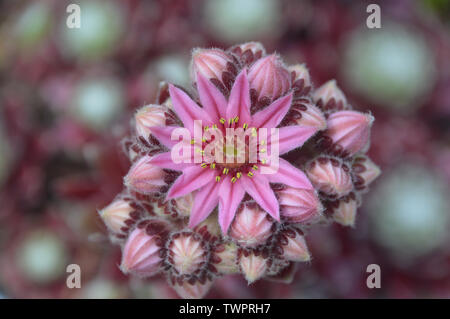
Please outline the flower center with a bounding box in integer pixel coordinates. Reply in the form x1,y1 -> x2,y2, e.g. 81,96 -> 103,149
197,117 -> 267,183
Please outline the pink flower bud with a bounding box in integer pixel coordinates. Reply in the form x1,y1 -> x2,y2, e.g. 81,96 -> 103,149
167,232 -> 208,276
99,199 -> 137,235
212,242 -> 239,274
239,250 -> 267,284
324,111 -> 374,156
248,54 -> 291,102
278,187 -> 322,223
172,277 -> 214,299
352,156 -> 381,191
229,203 -> 273,247
194,214 -> 222,242
120,227 -> 162,277
313,80 -> 347,111
283,100 -> 327,130
333,195 -> 358,227
289,64 -> 312,95
124,155 -> 166,194
155,193 -> 195,220
307,157 -> 353,197
190,48 -> 236,90
134,104 -> 169,138
280,228 -> 310,262
230,42 -> 266,65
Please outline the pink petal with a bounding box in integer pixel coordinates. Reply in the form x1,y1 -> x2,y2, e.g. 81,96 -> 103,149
265,158 -> 313,190
169,84 -> 213,133
148,126 -> 182,149
272,125 -> 318,155
218,177 -> 246,233
241,174 -> 279,221
189,181 -> 220,228
196,72 -> 227,121
251,92 -> 293,129
226,69 -> 251,126
150,152 -> 192,171
166,165 -> 215,199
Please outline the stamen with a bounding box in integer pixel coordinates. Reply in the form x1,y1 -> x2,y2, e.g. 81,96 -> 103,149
234,116 -> 239,123
260,148 -> 266,153
231,177 -> 237,183
210,163 -> 216,169
251,127 -> 257,137
219,118 -> 226,124
204,126 -> 209,131
252,165 -> 258,171
215,176 -> 221,182
202,138 -> 207,143
236,172 -> 242,179
223,168 -> 229,174
260,140 -> 266,145
228,118 -> 233,125
190,139 -> 195,145
201,163 -> 208,168
247,172 -> 254,177
212,124 -> 218,129
243,123 -> 248,129
261,159 -> 267,164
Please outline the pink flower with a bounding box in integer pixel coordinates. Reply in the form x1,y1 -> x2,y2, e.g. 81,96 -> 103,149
148,69 -> 319,233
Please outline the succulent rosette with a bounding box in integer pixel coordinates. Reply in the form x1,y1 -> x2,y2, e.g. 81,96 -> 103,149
99,42 -> 379,298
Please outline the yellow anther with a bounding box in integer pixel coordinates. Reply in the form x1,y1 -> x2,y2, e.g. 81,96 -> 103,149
212,124 -> 218,129
216,176 -> 221,182
201,163 -> 208,168
204,126 -> 209,131
190,139 -> 195,144
247,172 -> 254,177
210,163 -> 216,169
202,138 -> 207,143
252,127 -> 257,137
252,165 -> 258,171
261,159 -> 267,164
236,172 -> 242,179
234,116 -> 239,123
231,177 -> 237,183
219,118 -> 226,124
228,118 -> 233,125
243,123 -> 248,129
260,148 -> 266,153
260,140 -> 266,145
223,168 -> 229,174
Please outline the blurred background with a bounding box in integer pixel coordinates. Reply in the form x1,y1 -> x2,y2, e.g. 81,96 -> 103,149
0,0 -> 449,298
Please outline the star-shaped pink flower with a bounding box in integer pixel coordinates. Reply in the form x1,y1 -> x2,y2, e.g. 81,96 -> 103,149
149,69 -> 318,233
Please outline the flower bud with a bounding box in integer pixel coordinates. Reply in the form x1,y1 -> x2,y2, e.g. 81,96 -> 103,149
190,48 -> 236,90
324,111 -> 374,156
307,157 -> 353,197
289,64 -> 312,95
99,199 -> 140,235
230,42 -> 266,65
248,54 -> 291,103
313,80 -> 347,111
229,203 -> 273,247
278,187 -> 322,223
124,155 -> 166,194
239,250 -> 267,284
155,193 -> 195,220
333,195 -> 358,227
279,228 -> 310,262
134,104 -> 170,139
194,213 -> 222,242
283,100 -> 327,130
167,232 -> 208,276
172,277 -> 214,299
352,156 -> 381,191
212,242 -> 239,274
120,227 -> 163,277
